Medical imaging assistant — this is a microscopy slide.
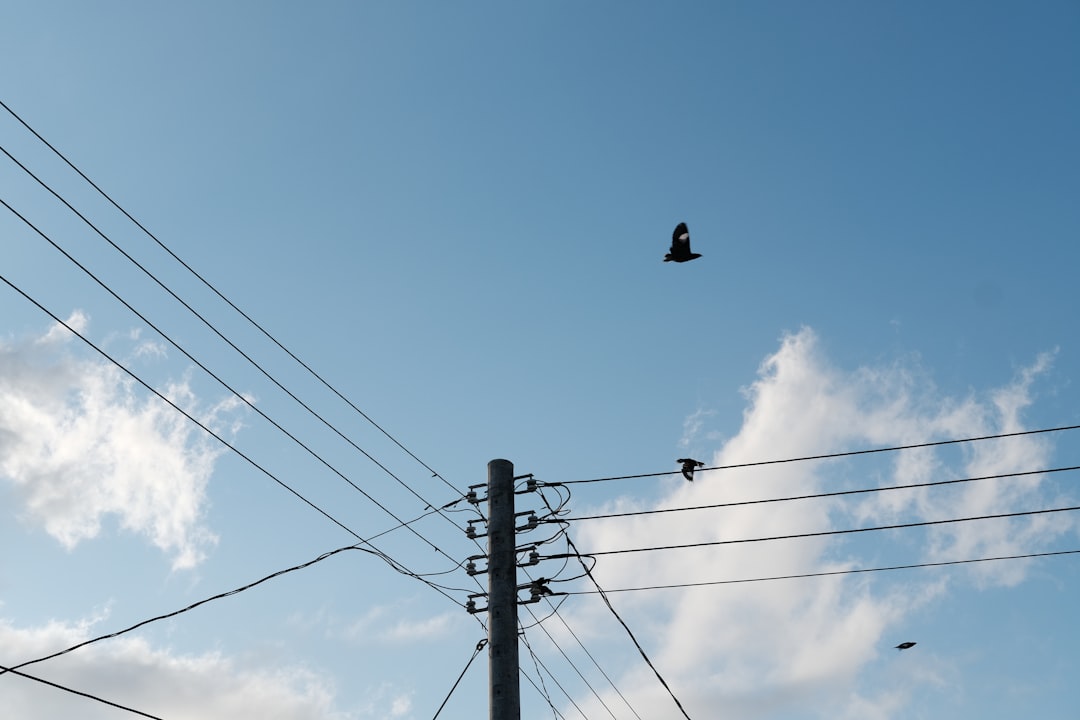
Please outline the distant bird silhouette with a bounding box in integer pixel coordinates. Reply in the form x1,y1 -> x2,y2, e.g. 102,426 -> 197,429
664,222 -> 701,263
895,642 -> 917,650
677,458 -> 705,482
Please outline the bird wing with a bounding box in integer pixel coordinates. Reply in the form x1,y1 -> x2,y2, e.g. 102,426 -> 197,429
671,222 -> 690,248
667,223 -> 693,260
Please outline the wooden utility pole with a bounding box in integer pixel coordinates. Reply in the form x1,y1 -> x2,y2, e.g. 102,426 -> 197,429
487,458 -> 520,720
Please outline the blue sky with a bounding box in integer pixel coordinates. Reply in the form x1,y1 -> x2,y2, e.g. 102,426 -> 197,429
2,2 -> 1079,718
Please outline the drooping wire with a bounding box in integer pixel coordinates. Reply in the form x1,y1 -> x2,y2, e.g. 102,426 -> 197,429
0,664 -> 165,720
563,548 -> 1080,594
552,505 -> 1080,558
0,197 -> 460,565
430,639 -> 487,720
555,424 -> 1080,485
0,506 -> 446,677
0,271 -> 462,606
565,535 -> 694,720
553,465 -> 1080,522
0,98 -> 462,500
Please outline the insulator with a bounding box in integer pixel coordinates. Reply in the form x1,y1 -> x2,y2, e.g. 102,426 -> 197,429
466,489 -> 478,504
466,599 -> 476,613
466,561 -> 476,575
466,525 -> 477,539
528,550 -> 539,565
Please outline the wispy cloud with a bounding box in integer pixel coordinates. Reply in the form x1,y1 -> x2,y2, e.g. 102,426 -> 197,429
345,604 -> 458,645
0,314 -> 243,570
566,327 -> 1073,719
678,408 -> 718,450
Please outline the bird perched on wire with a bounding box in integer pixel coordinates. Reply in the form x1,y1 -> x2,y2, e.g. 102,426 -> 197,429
894,641 -> 917,650
677,458 -> 705,482
664,222 -> 702,263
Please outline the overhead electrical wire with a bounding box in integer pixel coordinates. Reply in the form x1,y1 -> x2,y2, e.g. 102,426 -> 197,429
554,465 -> 1080,522
0,663 -> 165,720
2,111 -> 490,626
555,424 -> 1080,485
0,253 -> 490,708
0,98 -> 461,501
3,101 -> 495,614
520,561 -> 640,719
565,534 -> 694,720
0,270 -> 465,609
534,486 -> 646,720
544,606 -> 644,720
520,631 -> 592,720
0,506 -> 446,677
521,601 -> 619,720
520,663 -> 569,720
0,141 -> 471,541
520,632 -> 562,719
563,549 -> 1080,594
0,196 -> 464,567
554,505 -> 1080,558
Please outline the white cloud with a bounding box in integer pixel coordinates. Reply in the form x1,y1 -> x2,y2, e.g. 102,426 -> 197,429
0,315 -> 243,570
678,408 -> 718,450
0,616 -> 347,720
37,310 -> 89,345
564,328 -> 1074,719
350,682 -> 415,720
345,604 -> 458,644
389,693 -> 413,717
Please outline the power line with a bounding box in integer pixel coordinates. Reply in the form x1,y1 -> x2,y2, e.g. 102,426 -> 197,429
535,487 -> 646,720
521,631 -> 566,719
2,107 -> 493,613
0,97 -> 461,500
521,662 -> 569,720
0,508 -> 443,677
546,608 -> 644,720
554,505 -> 1080,558
555,465 -> 1080,522
0,663 -> 165,720
0,270 -> 463,607
0,141 -> 469,538
563,549 -> 1080,593
0,197 -> 461,566
521,630 -> 592,720
555,424 -> 1080,485
521,601 -> 619,720
566,535 -> 694,720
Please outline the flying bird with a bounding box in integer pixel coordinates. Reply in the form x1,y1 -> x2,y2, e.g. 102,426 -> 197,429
677,458 -> 705,482
664,222 -> 702,263
895,642 -> 917,650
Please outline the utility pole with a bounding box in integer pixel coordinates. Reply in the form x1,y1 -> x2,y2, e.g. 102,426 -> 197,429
487,458 -> 520,720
